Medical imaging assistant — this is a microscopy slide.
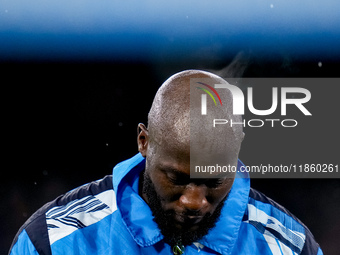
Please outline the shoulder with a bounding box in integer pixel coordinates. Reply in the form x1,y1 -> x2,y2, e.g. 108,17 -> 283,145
10,175 -> 115,255
243,188 -> 322,255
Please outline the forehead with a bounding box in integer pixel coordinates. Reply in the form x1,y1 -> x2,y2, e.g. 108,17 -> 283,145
151,136 -> 190,165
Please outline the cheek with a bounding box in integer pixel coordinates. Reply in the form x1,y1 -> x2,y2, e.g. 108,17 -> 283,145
207,179 -> 234,205
206,189 -> 228,206
149,170 -> 184,202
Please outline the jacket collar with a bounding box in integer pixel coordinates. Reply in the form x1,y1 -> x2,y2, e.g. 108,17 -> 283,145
113,153 -> 162,247
112,153 -> 250,254
199,162 -> 250,254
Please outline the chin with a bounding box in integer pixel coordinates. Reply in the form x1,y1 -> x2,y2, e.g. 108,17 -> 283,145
173,221 -> 200,232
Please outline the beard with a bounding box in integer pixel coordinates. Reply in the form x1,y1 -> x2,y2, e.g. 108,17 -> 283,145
142,171 -> 228,247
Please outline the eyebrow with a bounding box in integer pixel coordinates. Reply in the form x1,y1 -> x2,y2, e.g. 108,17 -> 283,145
159,165 -> 226,181
159,165 -> 189,177
160,165 -> 184,173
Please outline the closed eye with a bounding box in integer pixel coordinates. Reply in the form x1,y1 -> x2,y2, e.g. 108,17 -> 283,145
205,179 -> 224,188
169,175 -> 224,188
168,175 -> 190,186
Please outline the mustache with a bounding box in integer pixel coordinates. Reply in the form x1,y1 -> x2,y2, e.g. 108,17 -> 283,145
182,210 -> 202,217
177,209 -> 206,218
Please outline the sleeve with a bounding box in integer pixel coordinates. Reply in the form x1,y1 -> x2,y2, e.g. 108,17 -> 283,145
9,230 -> 39,255
8,201 -> 54,255
300,225 -> 323,255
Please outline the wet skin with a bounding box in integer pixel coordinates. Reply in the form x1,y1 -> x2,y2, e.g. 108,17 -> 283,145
137,123 -> 235,232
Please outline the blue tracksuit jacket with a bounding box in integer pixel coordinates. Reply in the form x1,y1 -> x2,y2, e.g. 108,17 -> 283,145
9,153 -> 323,254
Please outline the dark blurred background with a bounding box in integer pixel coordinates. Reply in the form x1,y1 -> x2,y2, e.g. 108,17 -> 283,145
1,1 -> 340,254
2,58 -> 339,254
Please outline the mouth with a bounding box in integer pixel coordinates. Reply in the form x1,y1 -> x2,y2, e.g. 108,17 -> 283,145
174,213 -> 204,227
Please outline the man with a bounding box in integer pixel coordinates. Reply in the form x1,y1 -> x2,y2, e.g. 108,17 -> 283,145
9,70 -> 322,255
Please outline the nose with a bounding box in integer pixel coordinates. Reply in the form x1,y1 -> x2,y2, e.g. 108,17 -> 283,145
179,183 -> 208,212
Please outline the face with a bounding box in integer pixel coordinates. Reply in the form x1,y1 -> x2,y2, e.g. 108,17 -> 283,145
137,124 -> 236,246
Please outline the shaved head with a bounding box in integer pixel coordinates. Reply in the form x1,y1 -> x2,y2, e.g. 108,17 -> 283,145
137,70 -> 245,246
147,70 -> 244,165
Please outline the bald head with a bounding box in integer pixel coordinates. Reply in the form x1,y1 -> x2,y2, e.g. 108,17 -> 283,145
147,70 -> 209,148
147,70 -> 244,155
138,70 -> 245,245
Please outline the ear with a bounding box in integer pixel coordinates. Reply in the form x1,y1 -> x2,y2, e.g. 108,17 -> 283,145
137,123 -> 148,157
